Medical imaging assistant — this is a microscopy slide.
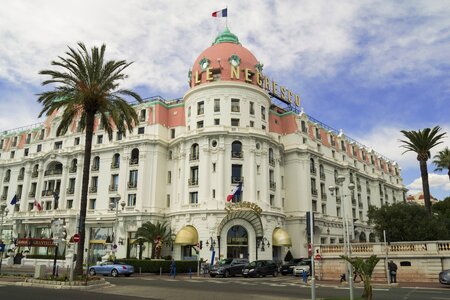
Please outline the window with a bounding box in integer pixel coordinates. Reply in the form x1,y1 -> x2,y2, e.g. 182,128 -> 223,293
54,141 -> 62,149
197,101 -> 204,115
39,129 -> 45,140
138,127 -> 145,134
330,135 -> 335,146
249,121 -> 254,127
197,121 -> 204,128
139,109 -> 146,122
212,163 -> 216,172
301,121 -> 307,133
231,98 -> 240,112
214,99 -> 220,112
10,151 -> 15,159
130,148 -> 139,165
212,189 -> 216,198
116,131 -> 123,141
112,153 -> 120,169
12,136 -> 18,147
128,194 -> 137,206
129,170 -> 138,188
321,204 -> 327,214
190,144 -> 199,160
189,166 -> 198,185
109,175 -> 118,191
89,199 -> 96,209
214,118 -> 220,125
166,194 -> 171,207
26,134 -> 31,144
188,106 -> 191,117
67,199 -> 73,209
92,156 -> 100,171
231,118 -> 240,126
315,128 -> 321,139
311,178 -> 317,195
310,158 -> 316,174
231,141 -> 243,158
337,206 -> 341,217
270,194 -> 275,206
262,125 -> 266,130
249,101 -> 255,115
74,137 -> 80,145
261,106 -> 266,120
190,192 -> 198,204
97,135 -> 103,144
231,164 -> 242,184
170,128 -> 175,139
167,171 -> 172,184
24,148 -> 29,157
0,139 -> 3,149
341,140 -> 346,151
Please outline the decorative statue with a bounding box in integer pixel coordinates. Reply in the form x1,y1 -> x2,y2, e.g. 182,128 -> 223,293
154,235 -> 162,259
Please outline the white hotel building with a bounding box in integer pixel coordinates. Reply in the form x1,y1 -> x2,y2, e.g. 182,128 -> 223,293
0,28 -> 406,263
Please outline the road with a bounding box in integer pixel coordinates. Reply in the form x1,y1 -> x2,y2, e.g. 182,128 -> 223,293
1,275 -> 449,300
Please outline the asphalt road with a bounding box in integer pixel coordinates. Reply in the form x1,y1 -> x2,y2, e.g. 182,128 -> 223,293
1,275 -> 449,300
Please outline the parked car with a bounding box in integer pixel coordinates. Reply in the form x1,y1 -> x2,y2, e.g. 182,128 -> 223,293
280,258 -> 304,275
439,269 -> 450,285
242,260 -> 279,278
293,259 -> 312,276
209,258 -> 249,277
89,261 -> 134,277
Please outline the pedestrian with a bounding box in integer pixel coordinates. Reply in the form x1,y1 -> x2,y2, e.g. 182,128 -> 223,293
169,259 -> 176,278
353,268 -> 362,282
388,260 -> 397,283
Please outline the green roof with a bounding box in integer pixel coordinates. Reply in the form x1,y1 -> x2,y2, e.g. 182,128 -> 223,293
212,27 -> 241,45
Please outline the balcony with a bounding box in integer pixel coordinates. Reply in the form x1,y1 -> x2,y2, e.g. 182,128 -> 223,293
44,169 -> 63,176
89,186 -> 97,193
358,201 -> 363,209
111,162 -> 120,169
3,176 -> 10,182
357,184 -> 362,192
269,158 -> 275,167
270,181 -> 276,191
41,190 -> 55,197
321,193 -> 327,200
231,176 -> 244,184
109,185 -> 118,192
69,166 -> 77,173
66,187 -> 74,195
128,182 -> 137,189
1,194 -> 6,200
336,196 -> 342,204
231,152 -> 243,159
139,115 -> 146,122
352,197 -> 357,205
188,178 -> 199,186
28,191 -> 36,197
18,174 -> 24,181
129,158 -> 139,166
310,168 -> 316,175
189,154 -> 199,161
367,189 -> 371,195
320,173 -> 326,181
311,189 -> 318,196
91,165 -> 99,172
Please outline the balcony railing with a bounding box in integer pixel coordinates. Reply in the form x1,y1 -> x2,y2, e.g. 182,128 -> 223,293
352,198 -> 356,205
357,184 -> 362,192
31,171 -> 39,178
270,181 -> 276,191
128,182 -> 137,189
320,173 -> 326,181
321,193 -> 327,200
18,174 -> 24,181
44,169 -> 63,176
231,152 -> 243,159
3,176 -> 10,182
109,185 -> 118,192
41,190 -> 55,197
129,158 -> 139,166
336,196 -> 342,204
91,165 -> 99,171
189,154 -> 199,161
311,189 -> 318,196
1,195 -> 6,200
358,201 -> 363,208
28,191 -> 36,197
89,186 -> 97,193
310,168 -> 316,175
111,162 -> 120,169
66,187 -> 74,195
269,158 -> 275,167
69,167 -> 77,173
188,178 -> 199,186
231,176 -> 244,184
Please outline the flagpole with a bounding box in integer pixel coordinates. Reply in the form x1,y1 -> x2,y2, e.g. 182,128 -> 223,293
226,6 -> 228,28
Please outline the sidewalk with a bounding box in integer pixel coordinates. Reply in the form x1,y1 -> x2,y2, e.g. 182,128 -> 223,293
308,279 -> 447,290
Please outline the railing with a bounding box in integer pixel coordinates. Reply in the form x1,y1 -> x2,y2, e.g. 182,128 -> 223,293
66,187 -> 74,195
321,194 -> 327,200
231,152 -> 243,159
231,176 -> 244,184
320,173 -> 326,180
28,191 -> 35,197
0,195 -> 6,200
41,190 -> 56,197
89,186 -> 97,193
311,189 -> 318,196
310,168 -> 317,175
111,162 -> 119,169
91,165 -> 99,171
44,169 -> 63,176
336,196 -> 341,204
109,185 -> 118,192
189,154 -> 199,161
31,171 -> 38,178
357,185 -> 362,192
269,158 -> 275,167
188,178 -> 198,186
128,182 -> 137,189
18,174 -> 24,181
3,176 -> 10,182
69,167 -> 77,173
270,181 -> 276,191
129,158 -> 139,166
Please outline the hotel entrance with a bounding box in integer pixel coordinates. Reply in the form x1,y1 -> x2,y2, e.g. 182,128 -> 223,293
226,225 -> 248,259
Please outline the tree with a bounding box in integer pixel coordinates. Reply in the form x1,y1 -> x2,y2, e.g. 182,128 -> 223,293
38,43 -> 142,275
367,203 -> 449,241
135,221 -> 170,259
341,255 -> 380,300
400,126 -> 446,215
433,196 -> 450,233
433,147 -> 450,180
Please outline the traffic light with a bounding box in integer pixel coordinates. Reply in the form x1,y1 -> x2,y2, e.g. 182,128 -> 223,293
199,241 -> 203,249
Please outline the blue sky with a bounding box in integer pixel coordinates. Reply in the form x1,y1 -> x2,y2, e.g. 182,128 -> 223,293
0,0 -> 449,199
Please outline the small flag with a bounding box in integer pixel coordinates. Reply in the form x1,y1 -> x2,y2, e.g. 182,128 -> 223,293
10,195 -> 17,205
212,8 -> 227,18
226,182 -> 243,202
34,199 -> 42,211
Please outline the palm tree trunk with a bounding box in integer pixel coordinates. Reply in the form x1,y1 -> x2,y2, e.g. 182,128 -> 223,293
419,160 -> 432,216
74,112 -> 95,275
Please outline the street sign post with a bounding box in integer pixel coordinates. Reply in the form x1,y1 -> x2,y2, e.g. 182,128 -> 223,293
73,234 -> 80,243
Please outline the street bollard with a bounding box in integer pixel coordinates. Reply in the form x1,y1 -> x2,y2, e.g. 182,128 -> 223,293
160,267 -> 162,276
189,268 -> 192,279
139,267 -> 142,276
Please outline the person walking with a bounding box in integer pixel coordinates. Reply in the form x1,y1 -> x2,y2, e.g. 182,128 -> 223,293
388,260 -> 398,283
169,259 -> 176,278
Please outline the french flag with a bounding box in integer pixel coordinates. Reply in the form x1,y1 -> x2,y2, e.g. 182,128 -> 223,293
212,8 -> 227,18
34,199 -> 42,211
226,182 -> 242,202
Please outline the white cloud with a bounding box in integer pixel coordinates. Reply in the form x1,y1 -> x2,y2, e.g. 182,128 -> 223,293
407,173 -> 450,192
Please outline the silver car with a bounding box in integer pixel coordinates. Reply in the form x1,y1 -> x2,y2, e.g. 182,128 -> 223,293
439,269 -> 450,285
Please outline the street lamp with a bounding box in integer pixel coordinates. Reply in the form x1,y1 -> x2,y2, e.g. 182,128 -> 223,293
205,237 -> 216,251
109,194 -> 125,259
0,204 -> 9,274
329,175 -> 355,300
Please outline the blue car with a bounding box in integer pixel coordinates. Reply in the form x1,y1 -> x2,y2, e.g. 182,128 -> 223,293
89,261 -> 134,277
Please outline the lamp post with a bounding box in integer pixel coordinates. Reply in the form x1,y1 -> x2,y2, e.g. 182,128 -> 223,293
110,194 -> 125,260
329,175 -> 355,300
205,237 -> 216,265
0,204 -> 9,274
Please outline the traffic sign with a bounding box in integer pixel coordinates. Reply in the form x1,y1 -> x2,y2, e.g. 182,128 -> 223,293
73,234 -> 81,243
314,254 -> 322,260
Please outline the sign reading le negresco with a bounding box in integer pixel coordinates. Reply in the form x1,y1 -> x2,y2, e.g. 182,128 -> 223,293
192,64 -> 301,109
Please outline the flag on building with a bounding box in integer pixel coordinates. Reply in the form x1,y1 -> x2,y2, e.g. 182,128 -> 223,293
226,182 -> 242,202
10,194 -> 18,205
34,199 -> 42,211
212,8 -> 227,18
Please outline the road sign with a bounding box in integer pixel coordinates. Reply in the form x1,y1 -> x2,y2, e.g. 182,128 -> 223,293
73,234 -> 81,243
314,254 -> 322,260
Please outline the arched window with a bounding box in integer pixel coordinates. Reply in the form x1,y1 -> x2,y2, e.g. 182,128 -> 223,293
190,143 -> 199,161
4,169 -> 11,182
18,167 -> 25,180
92,156 -> 100,171
268,148 -> 275,166
319,164 -> 325,179
168,150 -> 173,160
359,232 -> 367,242
32,164 -> 39,178
70,159 -> 77,173
130,148 -> 139,165
369,233 -> 376,242
231,141 -> 243,158
112,153 -> 120,169
310,158 -> 316,174
334,170 -> 339,183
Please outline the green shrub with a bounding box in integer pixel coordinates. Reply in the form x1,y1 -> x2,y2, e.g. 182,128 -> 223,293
118,259 -> 199,273
26,254 -> 65,260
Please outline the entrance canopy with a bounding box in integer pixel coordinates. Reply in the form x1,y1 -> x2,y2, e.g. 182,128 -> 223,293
218,210 -> 263,237
174,225 -> 199,246
272,228 -> 292,247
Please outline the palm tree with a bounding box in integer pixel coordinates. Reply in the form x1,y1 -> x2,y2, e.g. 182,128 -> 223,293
38,43 -> 142,275
341,255 -> 380,300
433,147 -> 450,180
135,221 -> 170,259
400,126 -> 446,215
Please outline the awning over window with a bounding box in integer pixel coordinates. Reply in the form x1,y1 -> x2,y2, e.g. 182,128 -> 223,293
272,228 -> 292,247
174,225 -> 199,246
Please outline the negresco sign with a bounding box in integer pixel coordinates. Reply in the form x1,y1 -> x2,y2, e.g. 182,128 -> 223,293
225,201 -> 263,216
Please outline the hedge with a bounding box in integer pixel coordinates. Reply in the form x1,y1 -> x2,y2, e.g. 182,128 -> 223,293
25,254 -> 65,260
118,259 -> 199,273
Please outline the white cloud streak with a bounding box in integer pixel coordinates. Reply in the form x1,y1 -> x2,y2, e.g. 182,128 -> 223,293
407,173 -> 450,192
